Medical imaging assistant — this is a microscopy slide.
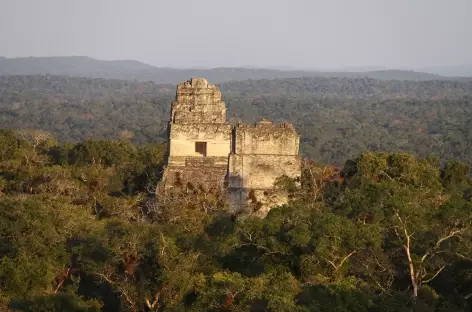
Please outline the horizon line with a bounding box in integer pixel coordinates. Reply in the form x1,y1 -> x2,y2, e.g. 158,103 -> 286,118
1,55 -> 471,73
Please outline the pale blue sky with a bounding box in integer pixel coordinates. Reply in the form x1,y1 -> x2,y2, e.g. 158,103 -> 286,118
0,0 -> 471,69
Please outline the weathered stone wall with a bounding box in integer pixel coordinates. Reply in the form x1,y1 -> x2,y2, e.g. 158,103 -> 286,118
163,78 -> 231,191
227,154 -> 301,189
171,78 -> 227,124
168,124 -> 231,159
163,164 -> 228,191
227,188 -> 289,218
233,120 -> 300,155
227,120 -> 301,217
227,153 -> 300,216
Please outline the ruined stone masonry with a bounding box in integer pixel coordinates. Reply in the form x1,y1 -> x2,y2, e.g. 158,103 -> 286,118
162,78 -> 301,217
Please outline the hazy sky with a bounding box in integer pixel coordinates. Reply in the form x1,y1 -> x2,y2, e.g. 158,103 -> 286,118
1,0 -> 471,69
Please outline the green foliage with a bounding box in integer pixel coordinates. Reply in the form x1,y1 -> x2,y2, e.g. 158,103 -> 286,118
71,140 -> 137,167
2,75 -> 472,165
0,129 -> 29,162
0,131 -> 471,311
441,160 -> 471,190
9,293 -> 102,312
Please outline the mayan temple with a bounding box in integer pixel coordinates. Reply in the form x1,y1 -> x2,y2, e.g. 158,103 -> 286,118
162,78 -> 301,217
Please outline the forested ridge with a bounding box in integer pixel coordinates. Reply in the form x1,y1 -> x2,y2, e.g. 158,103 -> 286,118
0,56 -> 445,83
0,129 -> 471,311
1,75 -> 472,165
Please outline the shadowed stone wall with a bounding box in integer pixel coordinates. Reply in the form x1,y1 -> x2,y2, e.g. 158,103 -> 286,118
227,120 -> 301,217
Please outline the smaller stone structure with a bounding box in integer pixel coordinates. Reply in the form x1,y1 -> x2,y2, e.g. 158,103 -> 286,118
227,120 -> 301,217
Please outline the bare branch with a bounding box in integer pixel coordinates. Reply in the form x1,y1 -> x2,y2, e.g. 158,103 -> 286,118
402,224 -> 419,298
95,272 -> 137,312
145,291 -> 161,310
435,229 -> 465,249
54,268 -> 70,294
323,250 -> 357,272
423,264 -> 447,284
337,250 -> 357,270
456,253 -> 472,261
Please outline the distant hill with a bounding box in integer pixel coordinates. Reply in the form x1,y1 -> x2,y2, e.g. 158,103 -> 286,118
418,65 -> 472,77
0,56 -> 444,83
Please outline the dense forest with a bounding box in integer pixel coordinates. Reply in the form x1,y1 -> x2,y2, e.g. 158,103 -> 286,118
0,56 -> 445,84
1,75 -> 472,165
0,129 -> 471,311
